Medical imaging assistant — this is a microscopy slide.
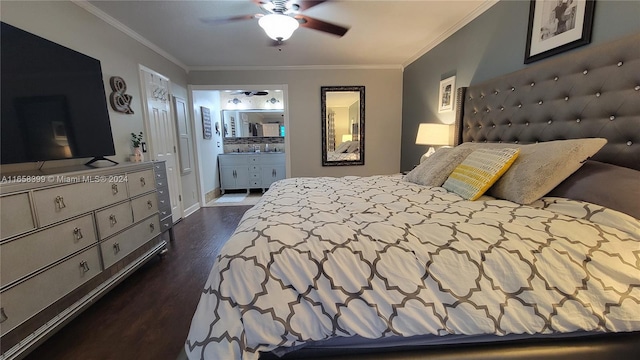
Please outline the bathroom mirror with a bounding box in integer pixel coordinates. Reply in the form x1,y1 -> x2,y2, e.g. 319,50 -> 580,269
321,86 -> 365,166
221,109 -> 284,138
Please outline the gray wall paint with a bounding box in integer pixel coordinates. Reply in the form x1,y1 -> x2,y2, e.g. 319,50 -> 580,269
189,69 -> 403,178
401,0 -> 640,171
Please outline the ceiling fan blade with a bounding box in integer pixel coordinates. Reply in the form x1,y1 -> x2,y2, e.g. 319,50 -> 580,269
295,15 -> 349,37
200,14 -> 257,25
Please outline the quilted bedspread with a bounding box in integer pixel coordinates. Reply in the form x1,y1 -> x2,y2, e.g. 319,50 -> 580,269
185,175 -> 640,360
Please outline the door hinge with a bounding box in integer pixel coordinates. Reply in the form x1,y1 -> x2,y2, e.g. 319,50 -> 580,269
174,145 -> 177,153
179,195 -> 182,201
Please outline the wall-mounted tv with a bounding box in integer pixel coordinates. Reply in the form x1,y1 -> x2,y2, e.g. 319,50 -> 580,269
1,22 -> 116,165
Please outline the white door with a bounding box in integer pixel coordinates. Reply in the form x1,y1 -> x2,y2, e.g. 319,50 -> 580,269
140,67 -> 183,223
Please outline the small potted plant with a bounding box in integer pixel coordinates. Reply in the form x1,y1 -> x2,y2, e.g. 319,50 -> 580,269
131,131 -> 144,162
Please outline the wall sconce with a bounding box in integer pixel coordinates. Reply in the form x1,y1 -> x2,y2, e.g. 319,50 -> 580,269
415,123 -> 451,163
228,98 -> 242,104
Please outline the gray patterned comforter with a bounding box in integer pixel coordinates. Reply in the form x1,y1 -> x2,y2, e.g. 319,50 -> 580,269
185,175 -> 640,360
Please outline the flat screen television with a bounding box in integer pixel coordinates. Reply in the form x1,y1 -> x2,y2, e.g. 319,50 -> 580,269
1,22 -> 116,165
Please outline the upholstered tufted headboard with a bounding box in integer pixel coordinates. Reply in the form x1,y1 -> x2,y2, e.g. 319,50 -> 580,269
455,32 -> 640,170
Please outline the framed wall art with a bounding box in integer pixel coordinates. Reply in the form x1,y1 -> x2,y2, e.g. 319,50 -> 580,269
438,76 -> 455,113
524,0 -> 595,64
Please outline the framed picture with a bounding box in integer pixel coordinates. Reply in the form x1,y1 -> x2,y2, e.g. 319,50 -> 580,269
438,76 -> 455,113
200,106 -> 212,140
524,0 -> 595,64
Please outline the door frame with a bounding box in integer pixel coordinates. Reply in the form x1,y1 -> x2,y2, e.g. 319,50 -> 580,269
188,84 -> 290,206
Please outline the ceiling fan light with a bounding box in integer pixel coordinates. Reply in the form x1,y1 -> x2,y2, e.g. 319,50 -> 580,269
258,14 -> 299,41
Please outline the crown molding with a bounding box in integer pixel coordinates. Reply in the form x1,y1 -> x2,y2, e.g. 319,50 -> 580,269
71,0 -> 189,73
402,0 -> 499,68
189,64 -> 403,72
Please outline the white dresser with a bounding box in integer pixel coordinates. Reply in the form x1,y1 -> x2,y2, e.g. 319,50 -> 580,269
219,153 -> 285,193
0,162 -> 171,359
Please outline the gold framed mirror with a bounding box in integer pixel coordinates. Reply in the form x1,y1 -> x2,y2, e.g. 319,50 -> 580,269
321,86 -> 365,166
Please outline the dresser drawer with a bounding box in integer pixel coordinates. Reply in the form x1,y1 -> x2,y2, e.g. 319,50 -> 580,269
0,192 -> 35,240
218,154 -> 248,166
127,169 -> 155,197
159,215 -> 172,233
0,245 -> 101,336
131,192 -> 158,222
100,216 -> 161,269
1,214 -> 97,288
95,202 -> 133,240
33,181 -> 128,227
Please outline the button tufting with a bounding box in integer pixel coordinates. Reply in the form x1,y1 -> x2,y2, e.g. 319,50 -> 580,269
635,86 -> 640,91
538,100 -> 543,105
576,119 -> 581,123
486,109 -> 490,113
480,95 -> 485,99
565,96 -> 569,101
518,104 -> 522,108
525,122 -> 529,126
515,140 -> 519,144
583,70 -> 588,75
530,82 -> 535,87
548,120 -> 553,124
492,124 -> 496,128
554,76 -> 559,81
511,87 -> 516,91
610,115 -> 616,121
618,61 -> 623,67
508,122 -> 512,127
494,91 -> 499,95
627,141 -> 633,146
500,107 -> 504,111
596,92 -> 601,97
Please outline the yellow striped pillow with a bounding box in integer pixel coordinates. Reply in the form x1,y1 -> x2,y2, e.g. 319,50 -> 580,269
443,148 -> 520,200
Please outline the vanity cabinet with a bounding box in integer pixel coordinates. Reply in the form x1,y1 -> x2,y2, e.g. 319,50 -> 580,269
0,162 -> 171,359
218,153 -> 285,193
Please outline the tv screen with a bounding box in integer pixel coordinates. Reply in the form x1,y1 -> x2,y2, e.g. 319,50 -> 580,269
1,22 -> 116,165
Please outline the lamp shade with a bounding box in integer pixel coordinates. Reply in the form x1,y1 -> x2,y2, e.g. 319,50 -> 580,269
258,14 -> 299,41
415,123 -> 451,145
342,134 -> 352,143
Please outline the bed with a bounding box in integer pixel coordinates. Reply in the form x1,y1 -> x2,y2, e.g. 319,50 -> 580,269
184,32 -> 640,360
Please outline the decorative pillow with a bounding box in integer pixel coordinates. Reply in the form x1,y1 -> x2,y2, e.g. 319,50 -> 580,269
404,147 -> 475,187
457,138 -> 607,204
442,148 -> 520,200
546,160 -> 640,219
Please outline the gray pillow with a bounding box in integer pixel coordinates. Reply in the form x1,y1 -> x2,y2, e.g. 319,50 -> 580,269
457,138 -> 607,204
546,160 -> 640,219
404,147 -> 474,187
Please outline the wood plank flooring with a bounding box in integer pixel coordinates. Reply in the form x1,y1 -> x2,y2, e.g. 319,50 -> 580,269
24,206 -> 251,360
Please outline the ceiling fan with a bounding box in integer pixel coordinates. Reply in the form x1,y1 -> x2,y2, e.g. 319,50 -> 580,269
200,0 -> 349,44
232,90 -> 269,96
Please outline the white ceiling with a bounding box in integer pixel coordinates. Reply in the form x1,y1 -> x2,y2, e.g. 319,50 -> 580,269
82,0 -> 497,71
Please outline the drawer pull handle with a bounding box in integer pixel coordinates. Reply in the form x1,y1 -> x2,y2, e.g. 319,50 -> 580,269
0,307 -> 7,323
73,227 -> 84,241
112,184 -> 119,194
158,190 -> 164,195
147,200 -> 153,209
157,181 -> 164,187
80,261 -> 90,273
140,177 -> 146,187
149,223 -> 155,232
109,214 -> 118,226
113,243 -> 121,253
55,196 -> 66,210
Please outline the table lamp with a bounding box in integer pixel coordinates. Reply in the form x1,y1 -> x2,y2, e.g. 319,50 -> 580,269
415,123 -> 451,163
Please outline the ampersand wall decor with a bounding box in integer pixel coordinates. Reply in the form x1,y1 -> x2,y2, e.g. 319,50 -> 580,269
109,76 -> 134,114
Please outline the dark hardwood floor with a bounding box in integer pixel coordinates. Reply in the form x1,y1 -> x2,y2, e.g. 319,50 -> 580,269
24,206 -> 251,360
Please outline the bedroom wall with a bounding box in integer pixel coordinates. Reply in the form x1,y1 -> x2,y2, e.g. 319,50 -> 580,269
188,68 -> 403,178
400,0 -> 640,171
1,0 -> 200,212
